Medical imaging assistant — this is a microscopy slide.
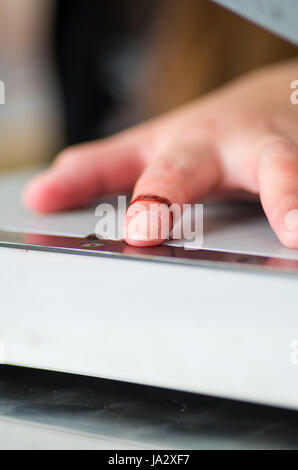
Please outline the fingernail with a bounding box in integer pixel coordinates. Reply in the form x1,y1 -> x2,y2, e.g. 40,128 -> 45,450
285,209 -> 298,231
124,200 -> 172,247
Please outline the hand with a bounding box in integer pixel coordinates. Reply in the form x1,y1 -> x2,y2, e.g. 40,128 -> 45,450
23,59 -> 298,248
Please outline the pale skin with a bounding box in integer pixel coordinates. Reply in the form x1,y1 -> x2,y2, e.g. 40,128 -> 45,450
23,59 -> 298,248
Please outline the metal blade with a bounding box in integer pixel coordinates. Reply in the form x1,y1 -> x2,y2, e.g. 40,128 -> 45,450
1,230 -> 298,275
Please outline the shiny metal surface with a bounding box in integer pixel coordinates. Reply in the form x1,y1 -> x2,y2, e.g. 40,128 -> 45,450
213,0 -> 298,45
0,230 -> 298,275
1,366 -> 298,449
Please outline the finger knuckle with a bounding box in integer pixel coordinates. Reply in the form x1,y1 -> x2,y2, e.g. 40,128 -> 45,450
54,147 -> 80,167
159,158 -> 194,181
262,136 -> 298,160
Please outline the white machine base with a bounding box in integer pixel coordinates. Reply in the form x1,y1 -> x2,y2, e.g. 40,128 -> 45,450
0,168 -> 298,411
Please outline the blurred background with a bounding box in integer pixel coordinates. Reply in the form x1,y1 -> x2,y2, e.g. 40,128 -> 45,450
0,0 -> 296,173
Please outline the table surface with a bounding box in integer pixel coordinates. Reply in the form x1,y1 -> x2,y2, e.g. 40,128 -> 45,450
2,167 -> 298,260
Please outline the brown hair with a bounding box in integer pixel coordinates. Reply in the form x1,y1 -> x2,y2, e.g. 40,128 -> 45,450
141,0 -> 297,116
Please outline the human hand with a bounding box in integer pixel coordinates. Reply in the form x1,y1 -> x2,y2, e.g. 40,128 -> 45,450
23,59 -> 298,248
